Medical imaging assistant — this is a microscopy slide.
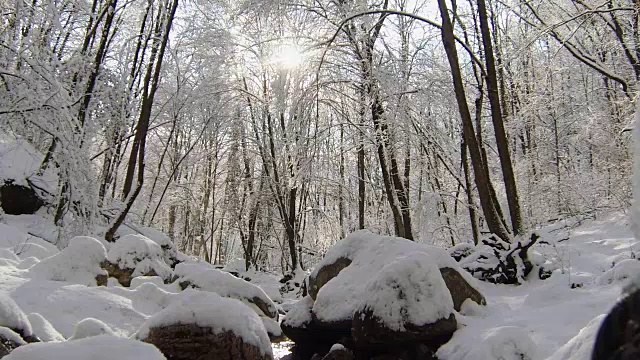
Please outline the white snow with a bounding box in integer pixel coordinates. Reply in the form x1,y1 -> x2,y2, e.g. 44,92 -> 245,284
4,335 -> 166,360
261,317 -> 282,337
0,249 -> 20,262
0,223 -> 57,260
282,295 -> 313,328
357,252 -> 454,330
135,290 -> 272,357
596,258 -> 640,285
547,314 -> 605,360
438,325 -> 538,360
68,317 -> 115,340
0,327 -> 25,345
0,138 -> 57,193
16,257 -> 39,270
435,213 -> 632,360
26,313 -> 64,342
310,230 -> 474,323
173,261 -> 278,318
7,281 -> 147,338
106,234 -> 172,279
0,293 -> 32,337
29,236 -> 107,286
130,276 -> 166,289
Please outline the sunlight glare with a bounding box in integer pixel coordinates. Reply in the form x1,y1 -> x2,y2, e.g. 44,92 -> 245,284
270,44 -> 305,69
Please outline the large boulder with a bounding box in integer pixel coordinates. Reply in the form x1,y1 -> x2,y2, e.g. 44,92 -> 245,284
351,253 -> 457,354
172,262 -> 278,320
0,181 -> 45,215
307,231 -> 484,325
136,291 -> 272,360
102,234 -> 172,287
283,231 -> 483,359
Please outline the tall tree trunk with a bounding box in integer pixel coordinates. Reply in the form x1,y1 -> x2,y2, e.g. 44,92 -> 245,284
476,0 -> 523,236
437,0 -> 511,242
105,0 -> 179,241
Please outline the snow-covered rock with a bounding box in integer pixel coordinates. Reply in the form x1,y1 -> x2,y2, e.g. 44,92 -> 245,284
0,326 -> 26,358
68,318 -> 115,340
26,313 -> 64,342
351,253 -> 457,351
28,236 -> 107,286
136,290 -> 272,360
308,231 -> 483,324
103,234 -> 172,286
353,253 -> 454,331
173,262 -> 278,319
4,335 -> 166,360
117,227 -> 180,267
0,293 -> 34,341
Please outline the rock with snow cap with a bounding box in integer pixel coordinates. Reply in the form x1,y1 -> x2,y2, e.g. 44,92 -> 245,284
136,290 -> 272,360
351,253 -> 457,353
172,262 -> 278,320
0,327 -> 25,358
102,234 -> 172,287
0,294 -> 37,343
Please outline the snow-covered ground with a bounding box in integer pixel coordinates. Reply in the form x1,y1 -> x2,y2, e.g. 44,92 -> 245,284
438,212 -> 634,360
0,210 -> 635,359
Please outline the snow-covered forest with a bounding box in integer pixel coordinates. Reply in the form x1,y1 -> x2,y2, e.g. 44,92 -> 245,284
0,0 -> 638,358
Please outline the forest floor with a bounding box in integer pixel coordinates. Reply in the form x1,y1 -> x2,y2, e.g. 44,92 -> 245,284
0,211 -> 635,359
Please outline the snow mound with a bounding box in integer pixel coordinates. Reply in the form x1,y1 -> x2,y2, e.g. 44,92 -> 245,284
106,234 -> 172,279
0,224 -> 57,260
129,283 -> 175,316
11,282 -> 147,338
437,326 -> 537,360
356,253 -> 454,330
69,318 -> 115,340
26,313 -> 64,342
29,236 -> 107,286
135,290 -> 272,356
4,334 -> 166,360
547,314 -> 605,360
0,249 -> 19,262
130,276 -> 165,289
16,257 -> 39,270
310,230 -> 473,323
282,295 -> 313,328
0,293 -> 32,338
173,262 -> 278,319
596,259 -> 640,285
